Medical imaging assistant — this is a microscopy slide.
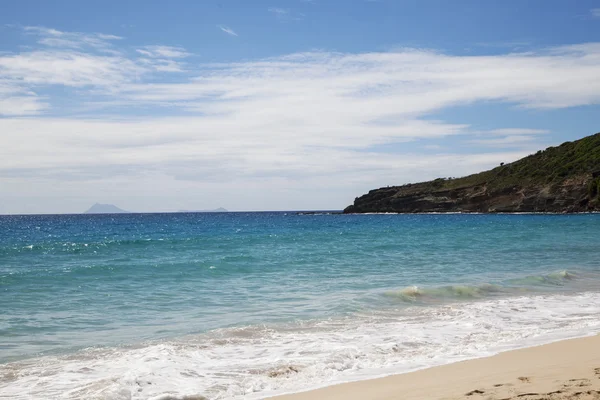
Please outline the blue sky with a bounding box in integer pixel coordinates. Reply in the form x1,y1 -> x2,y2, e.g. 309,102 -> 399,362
1,0 -> 600,213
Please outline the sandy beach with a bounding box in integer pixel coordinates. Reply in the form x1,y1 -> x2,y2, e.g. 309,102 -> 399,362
272,335 -> 600,400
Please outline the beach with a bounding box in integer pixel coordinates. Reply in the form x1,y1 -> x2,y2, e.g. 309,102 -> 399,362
273,335 -> 600,400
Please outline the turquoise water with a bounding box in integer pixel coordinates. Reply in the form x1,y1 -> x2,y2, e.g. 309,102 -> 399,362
1,213 -> 600,399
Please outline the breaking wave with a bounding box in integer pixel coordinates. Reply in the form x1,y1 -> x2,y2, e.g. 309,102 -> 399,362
384,270 -> 579,303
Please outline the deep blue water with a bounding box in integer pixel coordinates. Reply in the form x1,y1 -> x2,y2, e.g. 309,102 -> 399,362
1,213 -> 600,399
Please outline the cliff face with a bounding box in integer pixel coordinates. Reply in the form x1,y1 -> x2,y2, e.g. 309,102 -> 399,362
344,133 -> 600,214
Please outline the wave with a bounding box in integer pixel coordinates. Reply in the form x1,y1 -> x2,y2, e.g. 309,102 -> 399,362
384,283 -> 504,302
384,270 -> 579,303
507,270 -> 577,286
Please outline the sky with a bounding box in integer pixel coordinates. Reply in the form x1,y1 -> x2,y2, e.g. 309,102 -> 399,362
1,0 -> 600,214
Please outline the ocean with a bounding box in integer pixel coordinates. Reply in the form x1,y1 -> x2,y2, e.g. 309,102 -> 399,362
1,212 -> 600,400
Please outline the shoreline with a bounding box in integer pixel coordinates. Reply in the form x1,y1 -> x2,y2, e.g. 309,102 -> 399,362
270,335 -> 600,400
341,211 -> 600,215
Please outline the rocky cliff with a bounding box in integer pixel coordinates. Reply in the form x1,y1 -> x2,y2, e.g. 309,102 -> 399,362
344,133 -> 600,214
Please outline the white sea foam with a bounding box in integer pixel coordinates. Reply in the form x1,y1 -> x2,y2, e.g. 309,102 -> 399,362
1,292 -> 600,400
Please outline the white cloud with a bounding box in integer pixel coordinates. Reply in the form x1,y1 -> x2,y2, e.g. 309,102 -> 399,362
485,128 -> 549,136
0,96 -> 47,115
0,79 -> 48,115
136,45 -> 190,58
112,46 -> 600,114
269,7 -> 290,15
268,7 -> 304,21
0,49 -> 146,115
592,8 -> 600,18
466,128 -> 549,148
0,27 -> 191,115
135,46 -> 191,72
0,51 -> 143,87
468,135 -> 541,147
3,27 -> 600,211
218,25 -> 238,37
24,26 -> 122,51
137,57 -> 186,73
0,117 -> 529,213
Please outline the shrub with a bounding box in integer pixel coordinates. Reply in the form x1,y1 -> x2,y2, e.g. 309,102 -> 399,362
588,178 -> 600,198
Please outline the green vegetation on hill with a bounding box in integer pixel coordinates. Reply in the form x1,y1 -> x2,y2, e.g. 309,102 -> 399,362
424,132 -> 600,192
345,132 -> 600,213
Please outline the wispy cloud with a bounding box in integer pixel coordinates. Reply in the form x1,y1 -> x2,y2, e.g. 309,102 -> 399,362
0,26 -> 189,116
486,128 -> 549,136
135,45 -> 191,72
24,26 -> 121,51
218,25 -> 238,37
119,46 -> 600,111
136,45 -> 190,58
468,129 -> 548,147
468,135 -> 541,147
474,40 -> 532,50
592,8 -> 600,18
0,50 -> 143,88
0,93 -> 47,115
268,7 -> 304,21
268,7 -> 290,15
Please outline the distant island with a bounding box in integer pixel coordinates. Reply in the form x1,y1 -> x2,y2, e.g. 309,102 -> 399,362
177,208 -> 228,213
344,132 -> 600,214
84,203 -> 129,214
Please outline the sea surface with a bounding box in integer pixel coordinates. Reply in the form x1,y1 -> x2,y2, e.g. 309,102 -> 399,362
1,212 -> 600,400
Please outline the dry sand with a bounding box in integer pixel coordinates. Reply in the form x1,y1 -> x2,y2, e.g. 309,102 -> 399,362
271,335 -> 600,400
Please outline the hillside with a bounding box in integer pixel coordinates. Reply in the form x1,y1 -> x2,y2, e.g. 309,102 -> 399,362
84,203 -> 129,214
344,132 -> 600,213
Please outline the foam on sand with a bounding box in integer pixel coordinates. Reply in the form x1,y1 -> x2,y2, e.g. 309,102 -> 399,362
271,335 -> 600,400
1,291 -> 600,399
